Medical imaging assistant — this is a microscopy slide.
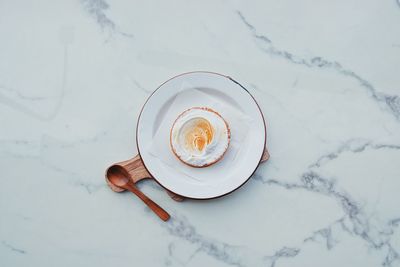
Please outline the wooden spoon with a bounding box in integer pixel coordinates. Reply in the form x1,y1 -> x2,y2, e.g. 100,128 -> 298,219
106,165 -> 170,221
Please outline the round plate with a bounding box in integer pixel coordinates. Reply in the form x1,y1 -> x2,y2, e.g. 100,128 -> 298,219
137,71 -> 266,199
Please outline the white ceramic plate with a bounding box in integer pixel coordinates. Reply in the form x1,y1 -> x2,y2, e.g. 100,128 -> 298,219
137,72 -> 266,199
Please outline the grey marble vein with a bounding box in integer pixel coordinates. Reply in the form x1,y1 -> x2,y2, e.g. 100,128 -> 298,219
265,247 -> 300,267
304,225 -> 338,250
0,45 -> 68,121
309,139 -> 400,168
236,11 -> 400,121
251,137 -> 400,266
0,136 -> 105,195
162,213 -> 307,267
384,244 -> 400,266
167,242 -> 202,266
253,169 -> 400,266
40,131 -> 108,149
164,214 -> 250,267
131,78 -> 152,93
74,181 -> 105,194
80,0 -> 133,39
80,0 -> 115,30
41,161 -> 105,194
0,84 -> 48,101
2,241 -> 26,254
389,218 -> 400,227
0,139 -> 40,160
163,213 -> 303,267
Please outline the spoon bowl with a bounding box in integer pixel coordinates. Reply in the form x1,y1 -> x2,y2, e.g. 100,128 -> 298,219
107,165 -> 130,187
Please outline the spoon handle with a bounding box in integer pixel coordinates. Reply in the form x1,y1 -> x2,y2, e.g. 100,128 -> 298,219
126,182 -> 170,221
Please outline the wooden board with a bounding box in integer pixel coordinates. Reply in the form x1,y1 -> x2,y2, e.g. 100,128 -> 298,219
106,147 -> 270,201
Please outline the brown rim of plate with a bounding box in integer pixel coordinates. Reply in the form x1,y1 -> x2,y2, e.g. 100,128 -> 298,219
135,71 -> 267,200
169,107 -> 231,168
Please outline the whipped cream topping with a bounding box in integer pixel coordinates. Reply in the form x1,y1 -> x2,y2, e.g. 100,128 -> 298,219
170,108 -> 230,167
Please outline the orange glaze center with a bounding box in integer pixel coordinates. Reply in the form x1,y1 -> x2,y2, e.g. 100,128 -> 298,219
184,118 -> 214,152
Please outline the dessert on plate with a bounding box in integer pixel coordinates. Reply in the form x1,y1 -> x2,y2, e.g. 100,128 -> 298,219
170,107 -> 230,168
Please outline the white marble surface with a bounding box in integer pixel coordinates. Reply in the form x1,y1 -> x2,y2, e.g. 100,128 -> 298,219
1,0 -> 400,266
